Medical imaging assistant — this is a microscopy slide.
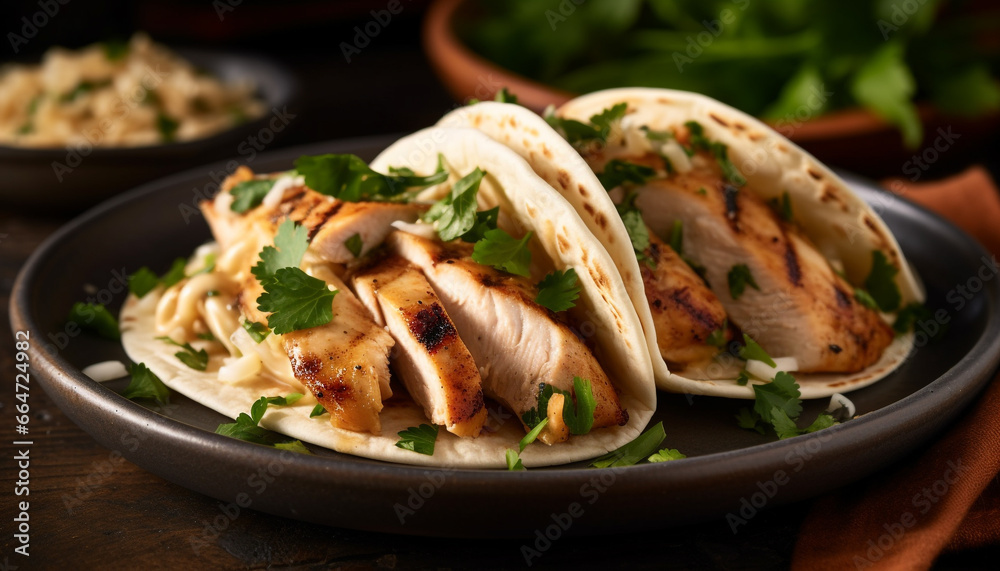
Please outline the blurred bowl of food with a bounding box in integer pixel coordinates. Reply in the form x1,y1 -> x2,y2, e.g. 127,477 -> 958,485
424,0 -> 1000,175
0,34 -> 299,210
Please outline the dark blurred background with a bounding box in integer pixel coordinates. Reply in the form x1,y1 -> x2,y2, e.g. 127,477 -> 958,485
1,0 -> 453,150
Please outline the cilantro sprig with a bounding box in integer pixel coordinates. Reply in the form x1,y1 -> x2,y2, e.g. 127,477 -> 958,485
736,372 -> 839,439
395,424 -> 438,455
294,153 -> 447,202
683,121 -> 746,186
471,229 -> 533,277
252,220 -> 337,335
156,336 -> 209,371
123,363 -> 170,404
535,268 -> 581,312
423,167 -> 486,241
863,250 -> 902,312
215,395 -> 311,452
67,302 -> 120,341
739,333 -> 776,367
727,264 -> 760,300
129,256 -> 193,299
545,103 -> 627,147
616,192 -> 653,267
230,179 -> 277,213
591,421 -> 666,468
597,159 -> 655,189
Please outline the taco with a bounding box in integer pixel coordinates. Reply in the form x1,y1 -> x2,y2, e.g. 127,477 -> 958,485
120,126 -> 655,467
440,89 -> 923,399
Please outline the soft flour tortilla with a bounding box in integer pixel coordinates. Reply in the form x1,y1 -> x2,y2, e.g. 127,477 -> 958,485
122,127 -> 655,468
444,92 -> 923,398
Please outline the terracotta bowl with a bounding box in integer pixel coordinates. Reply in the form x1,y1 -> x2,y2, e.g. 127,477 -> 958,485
423,0 -> 997,175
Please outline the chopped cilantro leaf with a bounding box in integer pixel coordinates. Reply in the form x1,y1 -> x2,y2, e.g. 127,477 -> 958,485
727,264 -> 760,300
197,331 -> 216,341
256,267 -> 337,335
506,448 -> 526,471
668,220 -> 683,255
522,383 -> 555,428
156,112 -> 179,142
535,268 -> 581,312
563,377 -> 596,435
242,320 -> 270,343
893,302 -> 932,334
597,159 -> 655,189
683,121 -> 746,186
616,192 -> 651,265
68,302 -> 120,340
472,229 -> 532,277
423,167 -> 486,241
61,79 -> 111,102
294,153 -> 447,201
736,370 -> 750,386
252,220 -> 309,280
648,448 -> 686,463
591,421 -> 666,468
519,418 -> 549,452
161,258 -> 188,288
274,440 -> 312,454
123,363 -> 170,404
640,125 -> 673,141
230,179 -> 276,213
768,192 -> 793,221
345,233 -> 363,258
545,102 -> 626,147
265,393 -> 303,406
461,207 -> 499,243
395,424 -> 438,455
494,87 -> 518,103
156,336 -> 209,371
310,404 -> 327,418
854,288 -> 878,310
752,372 -> 802,425
740,334 -> 776,367
215,397 -> 292,446
129,267 -> 160,298
735,407 -> 766,434
769,407 -> 802,439
864,250 -> 902,312
706,319 -> 728,348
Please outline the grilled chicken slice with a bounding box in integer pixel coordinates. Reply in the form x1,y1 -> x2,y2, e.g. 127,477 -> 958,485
634,166 -> 893,373
386,231 -> 627,444
205,168 -> 424,262
641,231 -> 731,370
235,265 -> 393,434
352,256 -> 487,437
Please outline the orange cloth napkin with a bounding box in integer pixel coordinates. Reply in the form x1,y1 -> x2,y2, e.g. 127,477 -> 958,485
792,166 -> 1000,570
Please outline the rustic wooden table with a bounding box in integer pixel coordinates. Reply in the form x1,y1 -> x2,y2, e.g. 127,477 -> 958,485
2,14 -> 998,570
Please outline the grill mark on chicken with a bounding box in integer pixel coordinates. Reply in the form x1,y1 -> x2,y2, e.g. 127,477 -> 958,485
784,240 -> 803,286
281,188 -> 307,204
308,201 -> 345,240
409,303 -> 457,354
834,287 -> 851,308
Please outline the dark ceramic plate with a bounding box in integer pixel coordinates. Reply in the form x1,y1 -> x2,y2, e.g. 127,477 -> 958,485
11,137 -> 1000,537
0,47 -> 298,211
